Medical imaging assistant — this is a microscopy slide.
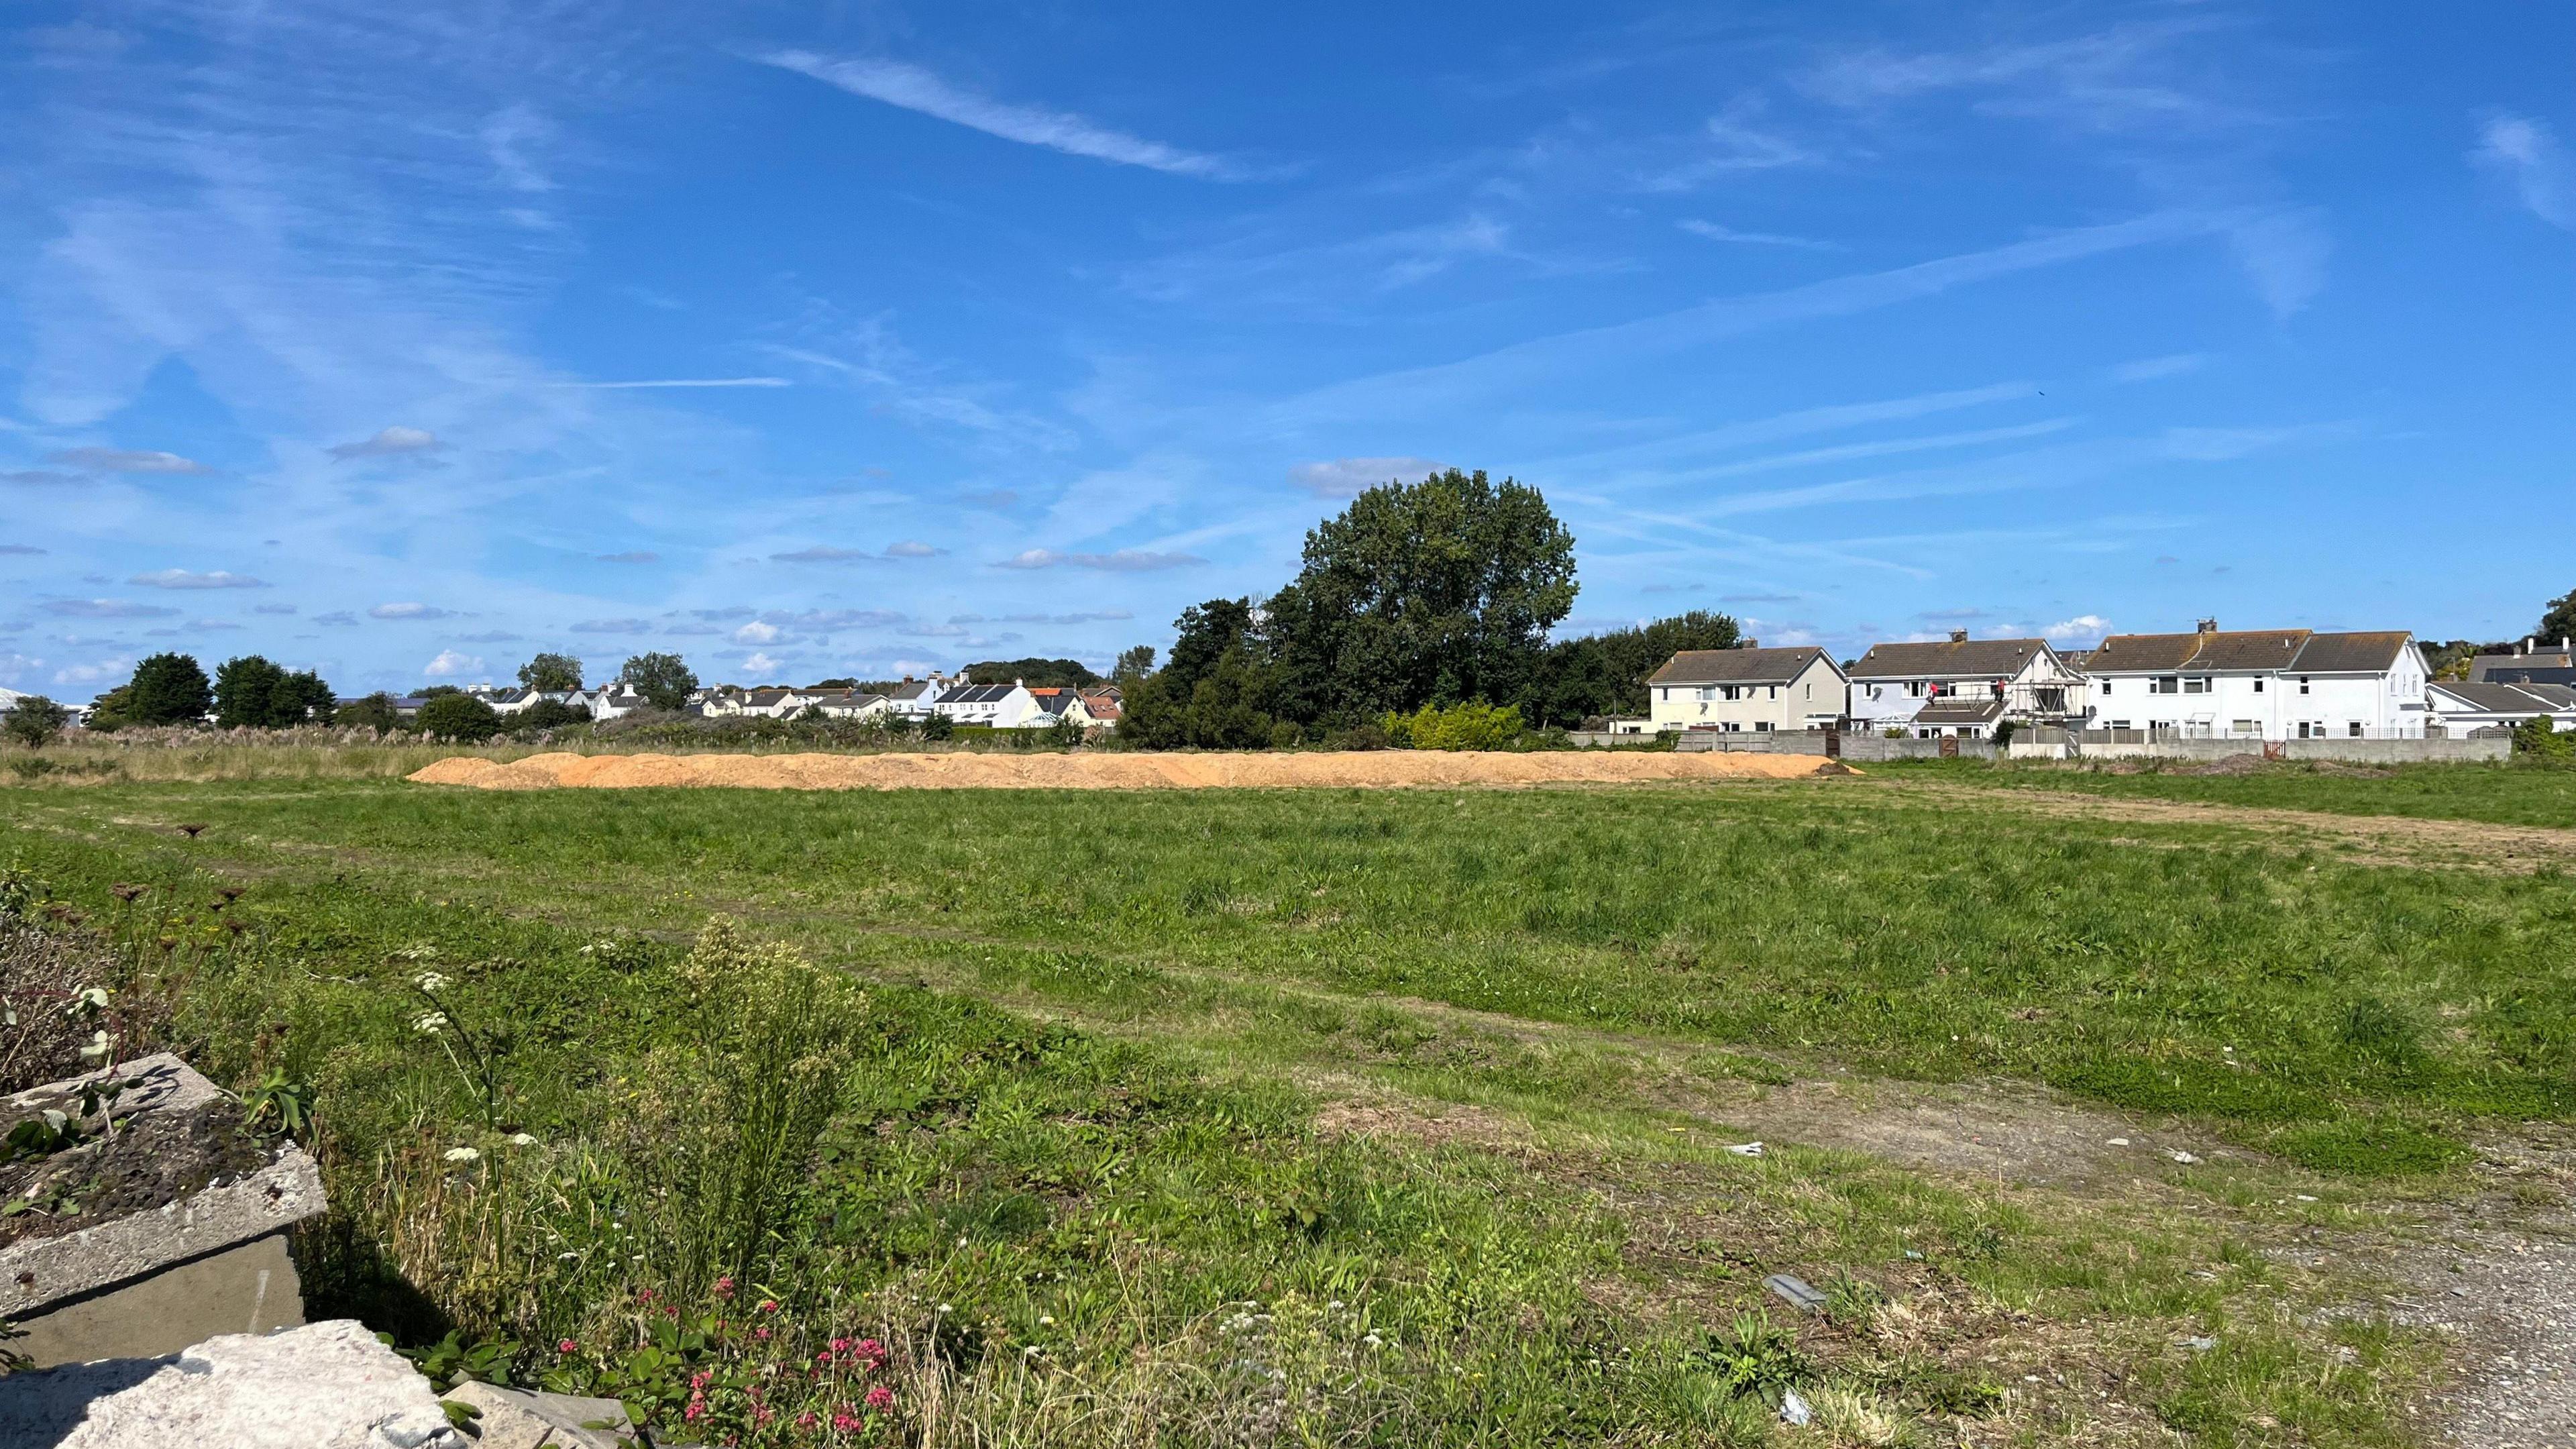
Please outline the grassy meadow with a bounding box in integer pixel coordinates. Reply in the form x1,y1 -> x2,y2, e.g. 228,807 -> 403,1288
6,764 -> 2569,1444
1880,756 -> 2576,831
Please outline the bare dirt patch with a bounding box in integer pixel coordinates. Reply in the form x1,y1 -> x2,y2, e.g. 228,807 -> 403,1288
1885,780 -> 2576,873
409,749 -> 1857,792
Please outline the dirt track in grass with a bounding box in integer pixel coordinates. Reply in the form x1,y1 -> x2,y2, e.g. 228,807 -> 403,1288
408,748 -> 1856,791
1882,779 -> 2576,873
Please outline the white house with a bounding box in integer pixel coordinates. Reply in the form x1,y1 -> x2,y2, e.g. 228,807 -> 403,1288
1845,632 -> 2086,732
810,691 -> 896,721
1646,647 -> 1847,733
883,675 -> 955,720
576,686 -> 649,721
2425,680 -> 2576,735
2082,621 -> 2430,741
935,681 -> 1038,729
1016,687 -> 1097,729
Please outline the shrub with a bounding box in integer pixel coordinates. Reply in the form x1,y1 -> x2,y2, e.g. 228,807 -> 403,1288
513,700 -> 591,733
335,693 -> 405,732
417,694 -> 503,743
2513,715 -> 2573,760
3,696 -> 71,749
1383,700 -> 1522,751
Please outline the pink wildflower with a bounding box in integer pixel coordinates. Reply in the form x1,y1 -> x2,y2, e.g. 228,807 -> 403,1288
637,1288 -> 655,1304
758,1299 -> 780,1314
830,1336 -> 853,1355
865,1385 -> 895,1412
796,1411 -> 818,1430
855,1338 -> 887,1364
556,1338 -> 578,1355
684,1399 -> 707,1423
754,1326 -> 772,1342
714,1275 -> 736,1297
833,1409 -> 861,1432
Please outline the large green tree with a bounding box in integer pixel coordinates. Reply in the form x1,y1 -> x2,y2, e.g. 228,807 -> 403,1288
215,656 -> 335,728
121,653 -> 214,726
1265,470 -> 1576,725
518,652 -> 585,692
2539,588 -> 2576,646
962,657 -> 1099,688
618,652 -> 698,712
416,692 -> 502,742
1519,610 -> 1744,727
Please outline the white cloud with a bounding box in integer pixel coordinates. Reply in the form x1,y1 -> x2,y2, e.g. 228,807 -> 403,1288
129,569 -> 270,590
1677,220 -> 1840,250
370,602 -> 455,620
44,598 -> 178,618
994,548 -> 1204,572
2223,208 -> 2329,317
571,618 -> 653,634
733,621 -> 780,645
770,546 -> 879,564
2159,421 -> 2360,462
2044,614 -> 2110,643
423,649 -> 482,677
2476,114 -> 2576,231
1288,457 -> 1446,498
739,651 -> 786,675
252,602 -> 299,614
480,103 -> 555,194
883,540 -> 946,557
328,425 -> 443,460
2110,354 -> 2204,382
759,50 -> 1238,180
45,447 -> 209,474
53,657 -> 131,686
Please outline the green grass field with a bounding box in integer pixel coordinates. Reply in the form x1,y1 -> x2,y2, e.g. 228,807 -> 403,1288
1882,757 -> 2576,830
7,767 -> 2565,1444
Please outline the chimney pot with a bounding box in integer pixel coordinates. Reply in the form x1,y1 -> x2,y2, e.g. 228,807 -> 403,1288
1949,628 -> 1969,643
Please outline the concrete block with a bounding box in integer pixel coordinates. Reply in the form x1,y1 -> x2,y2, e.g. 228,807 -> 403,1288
445,1381 -> 636,1448
2,1053 -> 328,1366
0,1318 -> 464,1448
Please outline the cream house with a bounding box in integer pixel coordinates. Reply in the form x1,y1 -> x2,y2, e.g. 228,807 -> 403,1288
1647,647 -> 1847,733
1845,631 -> 2085,731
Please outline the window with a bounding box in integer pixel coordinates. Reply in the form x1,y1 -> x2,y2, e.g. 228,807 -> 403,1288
1907,681 -> 1925,697
2109,720 -> 2131,731
2151,676 -> 2180,694
2233,719 -> 2259,736
2299,676 -> 2311,695
2253,678 -> 2265,693
1697,687 -> 1713,701
1755,721 -> 1774,732
2349,722 -> 2364,737
2184,677 -> 2208,694
2101,680 -> 2114,694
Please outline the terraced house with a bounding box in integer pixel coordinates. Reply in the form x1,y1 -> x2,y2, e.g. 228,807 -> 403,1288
1646,647 -> 1847,734
1843,631 -> 2086,739
2081,621 -> 2431,741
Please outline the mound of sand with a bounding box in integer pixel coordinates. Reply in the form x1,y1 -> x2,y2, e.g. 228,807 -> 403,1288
408,749 -> 1854,792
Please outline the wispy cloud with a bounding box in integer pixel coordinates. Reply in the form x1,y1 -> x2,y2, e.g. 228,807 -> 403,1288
2110,353 -> 2204,382
951,611 -> 1134,625
1640,100 -> 1825,191
2476,114 -> 2576,231
129,569 -> 270,590
596,551 -> 660,564
572,618 -> 653,634
769,546 -> 881,564
370,602 -> 457,620
1288,457 -> 1446,497
1,545 -> 47,556
454,630 -> 522,643
758,50 -> 1239,180
253,602 -> 298,614
1677,220 -> 1841,250
2159,420 -> 2362,462
994,548 -> 1204,572
45,598 -> 178,618
328,426 -> 443,460
553,378 -> 791,390
883,541 -> 947,557
46,447 -> 209,474
2,471 -> 83,486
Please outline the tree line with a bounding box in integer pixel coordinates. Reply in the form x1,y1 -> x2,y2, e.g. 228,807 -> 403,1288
1112,468 -> 1741,749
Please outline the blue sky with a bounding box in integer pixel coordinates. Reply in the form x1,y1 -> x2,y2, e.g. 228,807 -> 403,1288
3,2 -> 2571,696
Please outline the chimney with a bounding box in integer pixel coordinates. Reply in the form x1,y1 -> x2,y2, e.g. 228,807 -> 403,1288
2524,639 -> 2534,656
2196,618 -> 2218,635
1948,629 -> 1969,643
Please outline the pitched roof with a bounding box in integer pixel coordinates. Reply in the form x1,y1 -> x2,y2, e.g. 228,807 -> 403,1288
1847,637 -> 2053,680
2087,629 -> 2307,674
2430,681 -> 2576,712
1911,697 -> 2005,725
1077,690 -> 1123,720
1650,647 -> 1837,686
2286,631 -> 2414,674
938,684 -> 1017,705
2471,646 -> 2576,682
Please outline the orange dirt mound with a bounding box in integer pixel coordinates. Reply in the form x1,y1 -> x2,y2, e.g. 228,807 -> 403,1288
408,749 -> 1854,792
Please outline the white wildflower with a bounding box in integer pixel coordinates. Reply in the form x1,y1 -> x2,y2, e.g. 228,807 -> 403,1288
413,971 -> 451,992
509,1132 -> 537,1146
443,1146 -> 481,1163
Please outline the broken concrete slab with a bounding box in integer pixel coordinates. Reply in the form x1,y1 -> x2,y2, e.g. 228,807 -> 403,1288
1763,1272 -> 1828,1314
0,1318 -> 465,1448
1,1053 -> 327,1367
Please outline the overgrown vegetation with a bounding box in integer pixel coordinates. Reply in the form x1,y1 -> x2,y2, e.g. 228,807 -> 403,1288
2,770 -> 2522,1442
